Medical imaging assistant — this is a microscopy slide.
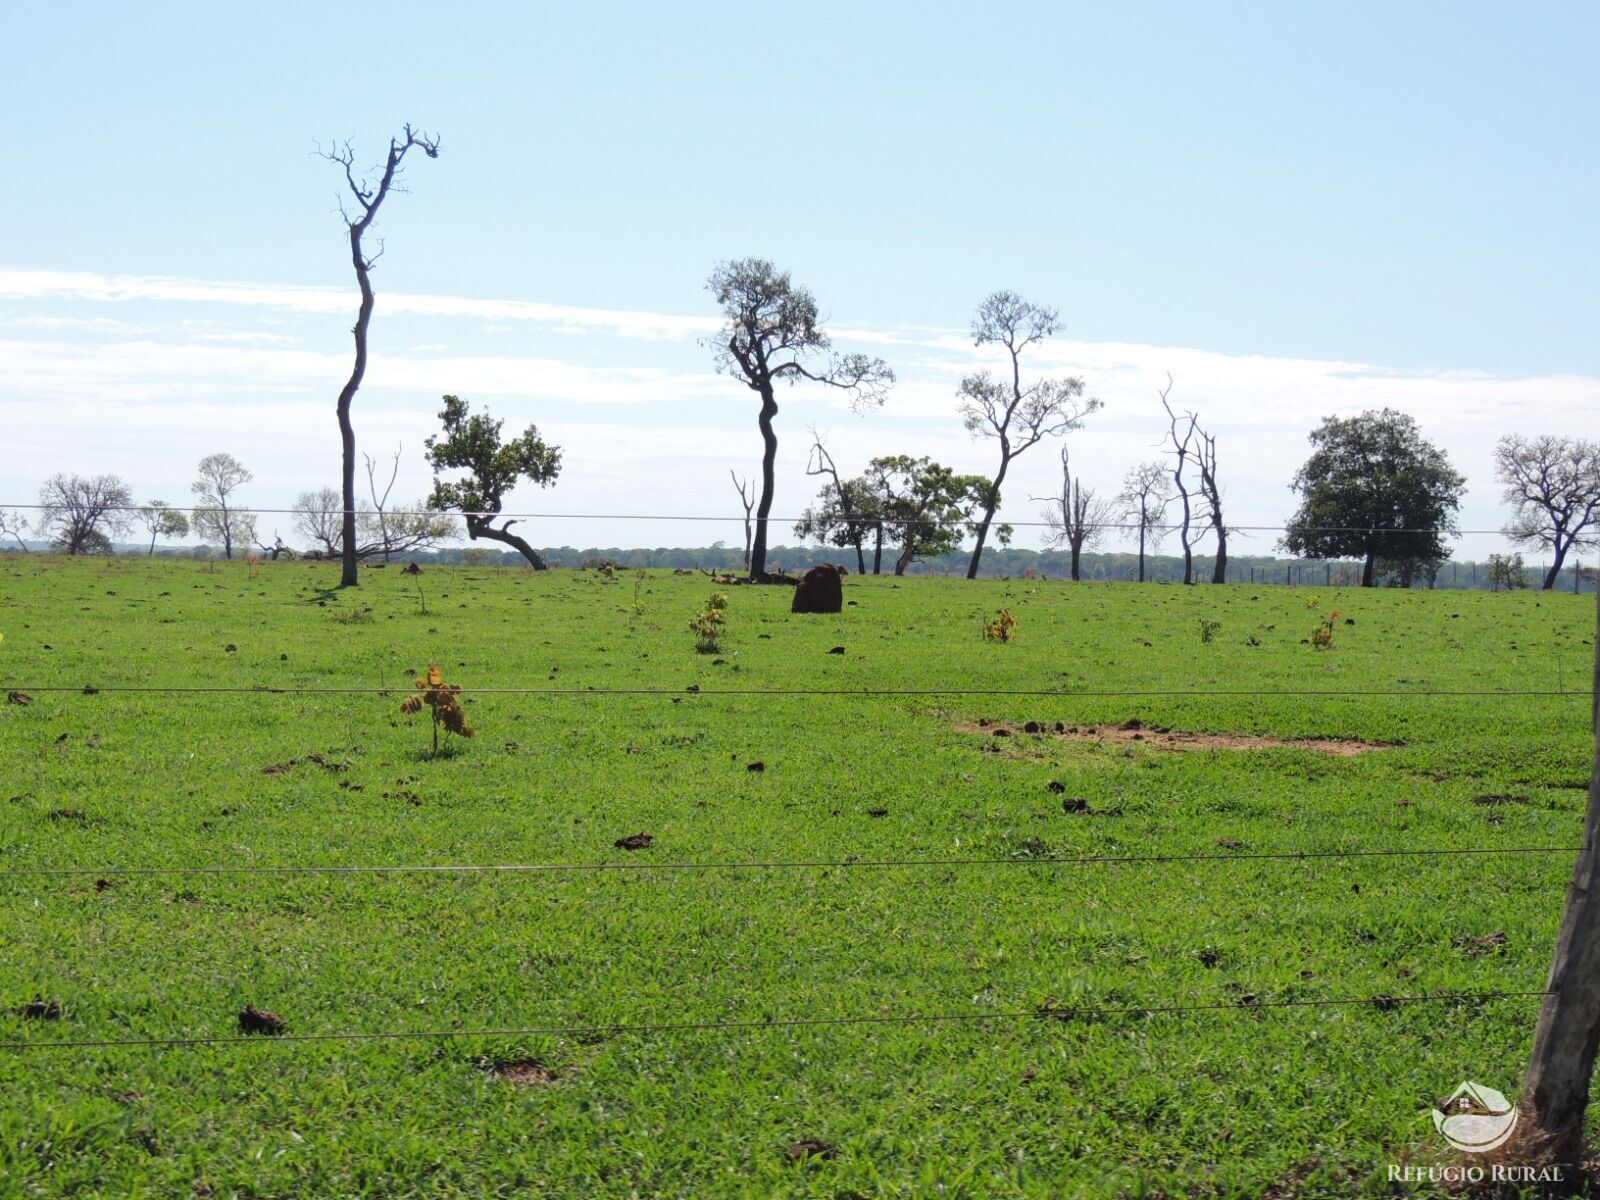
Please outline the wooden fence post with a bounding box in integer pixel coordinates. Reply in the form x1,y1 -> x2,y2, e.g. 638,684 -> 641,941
1522,584 -> 1600,1159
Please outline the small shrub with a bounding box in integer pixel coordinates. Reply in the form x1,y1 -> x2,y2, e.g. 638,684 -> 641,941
400,664 -> 475,754
1310,609 -> 1342,650
1198,619 -> 1222,644
983,608 -> 1018,643
690,592 -> 729,653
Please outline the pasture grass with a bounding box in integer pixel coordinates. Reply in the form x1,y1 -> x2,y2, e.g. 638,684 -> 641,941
0,555 -> 1594,1198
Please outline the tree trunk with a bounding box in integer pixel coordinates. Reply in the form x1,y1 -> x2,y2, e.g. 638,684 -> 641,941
748,386 -> 778,581
1361,549 -> 1376,588
1544,544 -> 1567,591
148,530 -> 158,557
336,223 -> 374,590
852,536 -> 866,577
1138,521 -> 1147,583
1070,540 -> 1082,582
1211,525 -> 1227,583
966,459 -> 1008,580
465,516 -> 547,569
873,526 -> 883,575
894,544 -> 915,576
1520,584 -> 1600,1161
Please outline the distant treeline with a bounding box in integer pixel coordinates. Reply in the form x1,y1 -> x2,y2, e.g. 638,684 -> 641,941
33,539 -> 1588,592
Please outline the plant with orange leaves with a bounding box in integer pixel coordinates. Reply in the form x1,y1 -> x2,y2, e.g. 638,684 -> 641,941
400,664 -> 475,754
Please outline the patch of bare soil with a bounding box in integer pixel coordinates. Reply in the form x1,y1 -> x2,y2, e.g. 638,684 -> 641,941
954,718 -> 1393,756
491,1059 -> 555,1087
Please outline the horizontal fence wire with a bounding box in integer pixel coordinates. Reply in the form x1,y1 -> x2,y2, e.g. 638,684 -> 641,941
0,501 -> 1532,535
0,844 -> 1587,880
0,989 -> 1556,1053
2,685 -> 1592,697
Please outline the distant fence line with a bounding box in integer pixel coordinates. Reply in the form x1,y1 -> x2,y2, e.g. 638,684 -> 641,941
0,500 -> 1558,536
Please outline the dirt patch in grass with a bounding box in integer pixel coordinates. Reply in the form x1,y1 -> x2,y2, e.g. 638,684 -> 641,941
491,1059 -> 555,1087
955,718 -> 1393,756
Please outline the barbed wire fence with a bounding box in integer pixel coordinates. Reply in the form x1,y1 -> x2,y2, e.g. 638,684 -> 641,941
1,554 -> 1598,1165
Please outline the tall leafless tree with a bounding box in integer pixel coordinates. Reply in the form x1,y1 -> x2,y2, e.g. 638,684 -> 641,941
190,452 -> 256,559
37,474 -> 133,555
803,429 -> 870,575
322,124 -> 440,588
1196,427 -> 1228,583
1034,447 -> 1116,581
294,488 -> 345,558
362,445 -> 452,561
1119,461 -> 1172,583
1158,375 -> 1204,584
957,290 -> 1100,580
0,510 -> 31,552
729,469 -> 756,570
1495,435 -> 1600,590
705,258 -> 893,581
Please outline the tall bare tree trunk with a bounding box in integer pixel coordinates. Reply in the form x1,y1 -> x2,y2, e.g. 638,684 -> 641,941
336,226 -> 373,588
1521,584 -> 1600,1161
749,386 -> 778,580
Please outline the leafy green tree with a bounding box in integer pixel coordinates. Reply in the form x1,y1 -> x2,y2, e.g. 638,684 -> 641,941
424,395 -> 562,569
1486,552 -> 1530,591
137,501 -> 188,555
862,455 -> 991,576
705,258 -> 893,580
1281,408 -> 1464,588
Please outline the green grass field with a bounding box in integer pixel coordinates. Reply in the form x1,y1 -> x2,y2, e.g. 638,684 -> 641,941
1,555 -> 1594,1198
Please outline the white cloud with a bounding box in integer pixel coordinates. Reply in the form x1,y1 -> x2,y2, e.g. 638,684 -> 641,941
3,266 -> 1596,560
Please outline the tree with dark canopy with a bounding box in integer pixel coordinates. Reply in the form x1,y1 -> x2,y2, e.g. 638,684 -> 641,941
957,290 -> 1100,579
37,474 -> 133,555
1281,408 -> 1465,588
322,123 -> 440,588
863,455 -> 992,576
1495,435 -> 1600,590
705,258 -> 893,581
425,395 -> 562,568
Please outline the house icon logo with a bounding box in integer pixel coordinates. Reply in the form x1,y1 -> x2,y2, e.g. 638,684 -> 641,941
1432,1081 -> 1519,1153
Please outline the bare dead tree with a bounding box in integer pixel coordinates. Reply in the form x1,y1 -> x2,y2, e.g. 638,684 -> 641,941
729,469 -> 756,570
1033,446 -> 1116,581
0,510 -> 31,552
957,290 -> 1101,579
1495,435 -> 1600,590
803,429 -> 870,575
37,474 -> 133,555
322,124 -> 440,588
1159,374 -> 1206,585
294,488 -> 345,558
1119,461 -> 1172,583
362,444 -> 452,562
1197,427 -> 1228,583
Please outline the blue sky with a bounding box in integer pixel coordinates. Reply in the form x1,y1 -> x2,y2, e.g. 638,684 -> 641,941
2,2 -> 1596,557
